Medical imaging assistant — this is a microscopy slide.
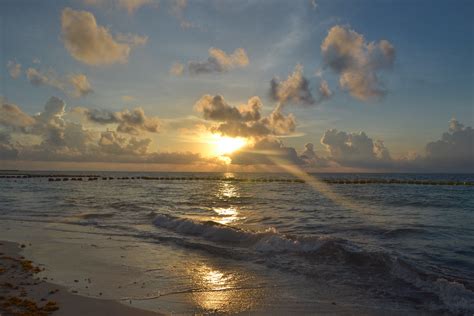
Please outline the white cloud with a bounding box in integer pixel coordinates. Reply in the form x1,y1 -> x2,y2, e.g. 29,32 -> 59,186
321,25 -> 395,101
61,8 -> 147,65
68,73 -> 94,97
26,67 -> 93,98
188,48 -> 249,75
0,101 -> 36,130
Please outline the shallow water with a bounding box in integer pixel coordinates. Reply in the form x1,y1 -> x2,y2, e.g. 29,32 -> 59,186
0,172 -> 473,315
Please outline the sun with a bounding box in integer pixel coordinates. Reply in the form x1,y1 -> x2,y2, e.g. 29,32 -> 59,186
211,135 -> 247,155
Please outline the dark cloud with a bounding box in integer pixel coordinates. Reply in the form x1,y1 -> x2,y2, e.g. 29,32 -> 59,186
423,119 -> 474,171
0,97 -> 217,166
270,65 -> 332,107
229,137 -> 302,165
229,139 -> 328,168
320,128 -> 392,169
319,119 -> 473,172
81,107 -> 160,135
300,143 -> 329,167
0,131 -> 19,160
270,65 -> 315,106
195,94 -> 296,138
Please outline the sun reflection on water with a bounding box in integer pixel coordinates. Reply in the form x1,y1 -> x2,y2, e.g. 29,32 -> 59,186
189,265 -> 235,311
187,264 -> 262,313
218,182 -> 238,198
213,207 -> 240,225
212,181 -> 244,225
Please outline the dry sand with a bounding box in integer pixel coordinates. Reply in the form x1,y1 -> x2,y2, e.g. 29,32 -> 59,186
0,241 -> 160,316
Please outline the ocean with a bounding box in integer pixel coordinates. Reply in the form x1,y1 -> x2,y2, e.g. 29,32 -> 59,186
0,172 -> 473,315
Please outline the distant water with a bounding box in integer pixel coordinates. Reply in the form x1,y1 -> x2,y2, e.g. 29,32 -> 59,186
1,172 -> 473,315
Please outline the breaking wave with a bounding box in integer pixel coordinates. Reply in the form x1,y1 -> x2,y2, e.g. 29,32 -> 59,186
152,214 -> 340,253
152,214 -> 474,314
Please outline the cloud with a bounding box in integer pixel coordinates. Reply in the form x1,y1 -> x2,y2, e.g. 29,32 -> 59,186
318,119 -> 473,172
300,143 -> 329,167
61,8 -> 147,65
321,25 -> 395,101
229,138 -> 328,168
26,67 -> 93,98
270,65 -> 314,106
0,131 -> 18,160
80,107 -> 160,135
0,101 -> 36,130
69,73 -> 94,97
98,130 -> 150,155
26,68 -> 60,88
423,118 -> 473,171
270,65 -> 332,107
195,94 -> 296,138
195,95 -> 260,122
318,80 -> 332,100
35,96 -> 66,124
170,0 -> 195,29
3,94 -> 470,171
0,97 -> 214,165
118,0 -> 154,13
7,61 -> 22,79
169,62 -> 185,76
262,110 -> 296,136
1,96 -> 94,154
188,48 -> 249,75
321,128 -> 392,168
229,137 -> 301,165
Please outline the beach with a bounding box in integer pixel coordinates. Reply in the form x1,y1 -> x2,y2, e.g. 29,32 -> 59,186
0,240 -> 160,315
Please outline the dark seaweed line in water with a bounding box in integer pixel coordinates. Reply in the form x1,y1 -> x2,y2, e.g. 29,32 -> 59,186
1,174 -> 473,186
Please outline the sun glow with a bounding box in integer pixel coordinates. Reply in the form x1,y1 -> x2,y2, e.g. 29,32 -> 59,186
211,135 -> 247,155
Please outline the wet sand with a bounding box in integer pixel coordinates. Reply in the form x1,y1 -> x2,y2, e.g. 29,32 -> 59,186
0,241 -> 160,316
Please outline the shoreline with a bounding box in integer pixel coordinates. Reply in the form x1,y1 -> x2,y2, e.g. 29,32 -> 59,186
0,240 -> 160,316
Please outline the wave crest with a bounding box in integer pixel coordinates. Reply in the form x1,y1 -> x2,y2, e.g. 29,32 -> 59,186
152,214 -> 474,314
152,214 -> 338,253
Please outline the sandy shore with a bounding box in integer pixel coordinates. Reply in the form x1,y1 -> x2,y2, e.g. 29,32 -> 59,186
0,241 -> 160,316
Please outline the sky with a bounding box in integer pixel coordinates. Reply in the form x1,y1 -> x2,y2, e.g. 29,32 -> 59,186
0,0 -> 473,172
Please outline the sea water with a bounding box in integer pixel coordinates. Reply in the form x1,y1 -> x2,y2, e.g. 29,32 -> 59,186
0,172 -> 473,315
